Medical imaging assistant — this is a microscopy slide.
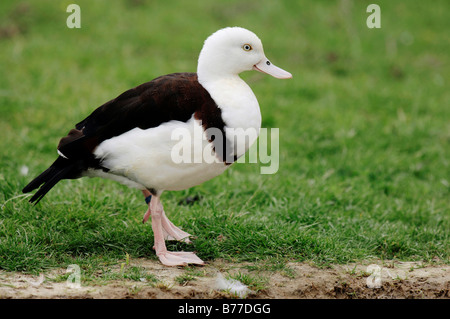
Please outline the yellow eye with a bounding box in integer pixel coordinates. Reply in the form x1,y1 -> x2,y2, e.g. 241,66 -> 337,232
243,44 -> 252,51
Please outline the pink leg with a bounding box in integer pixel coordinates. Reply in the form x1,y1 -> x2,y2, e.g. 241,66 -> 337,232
142,206 -> 152,224
160,211 -> 192,243
149,195 -> 204,266
141,190 -> 192,243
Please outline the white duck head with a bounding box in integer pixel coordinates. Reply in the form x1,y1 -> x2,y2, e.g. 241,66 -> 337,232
197,27 -> 292,82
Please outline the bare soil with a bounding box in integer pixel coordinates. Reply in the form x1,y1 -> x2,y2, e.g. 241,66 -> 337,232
0,259 -> 448,299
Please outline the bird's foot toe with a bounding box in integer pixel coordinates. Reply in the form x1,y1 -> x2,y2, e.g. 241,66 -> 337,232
157,251 -> 205,267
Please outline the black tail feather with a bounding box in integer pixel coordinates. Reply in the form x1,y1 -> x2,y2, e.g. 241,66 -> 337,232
22,166 -> 52,193
22,157 -> 76,205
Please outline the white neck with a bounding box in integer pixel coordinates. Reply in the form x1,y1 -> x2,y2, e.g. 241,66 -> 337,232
198,71 -> 261,131
197,56 -> 262,160
197,61 -> 242,85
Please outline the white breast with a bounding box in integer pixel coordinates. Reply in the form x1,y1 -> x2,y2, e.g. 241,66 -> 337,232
87,116 -> 228,191
200,76 -> 262,159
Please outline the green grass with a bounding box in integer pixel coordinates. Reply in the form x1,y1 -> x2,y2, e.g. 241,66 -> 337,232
0,0 -> 449,274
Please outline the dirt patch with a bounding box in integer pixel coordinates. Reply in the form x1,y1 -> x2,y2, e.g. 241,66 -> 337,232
0,259 -> 448,299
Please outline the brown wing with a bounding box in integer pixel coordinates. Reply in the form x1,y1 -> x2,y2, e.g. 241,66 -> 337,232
57,72 -> 212,162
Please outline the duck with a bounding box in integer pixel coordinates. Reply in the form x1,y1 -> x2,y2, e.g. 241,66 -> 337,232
22,27 -> 292,266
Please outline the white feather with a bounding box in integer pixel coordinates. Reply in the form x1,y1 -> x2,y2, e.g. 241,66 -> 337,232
20,165 -> 29,176
57,149 -> 68,159
215,273 -> 251,298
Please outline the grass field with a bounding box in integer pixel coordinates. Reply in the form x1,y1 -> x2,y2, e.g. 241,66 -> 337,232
0,0 -> 449,276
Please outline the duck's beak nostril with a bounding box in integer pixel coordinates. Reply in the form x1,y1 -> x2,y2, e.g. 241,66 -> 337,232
253,58 -> 292,79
